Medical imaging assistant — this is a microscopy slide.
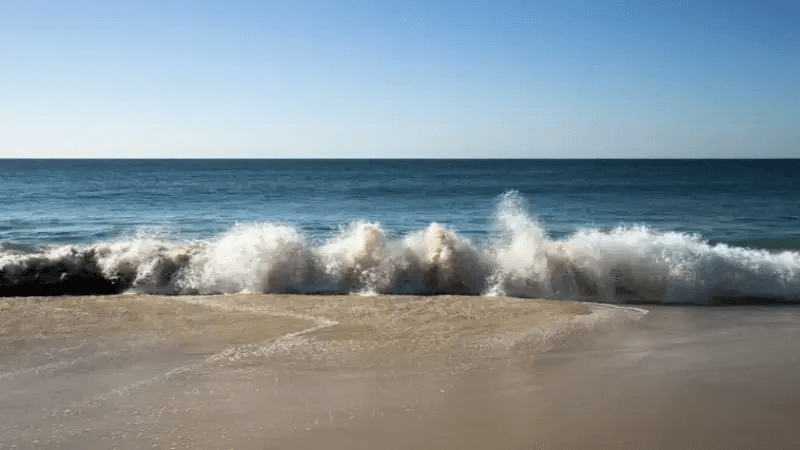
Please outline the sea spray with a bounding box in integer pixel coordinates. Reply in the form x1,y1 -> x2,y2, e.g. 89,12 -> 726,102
1,192 -> 798,303
320,222 -> 390,292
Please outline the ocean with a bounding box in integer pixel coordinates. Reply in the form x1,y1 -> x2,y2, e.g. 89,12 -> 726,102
3,159 -> 800,448
1,159 -> 798,303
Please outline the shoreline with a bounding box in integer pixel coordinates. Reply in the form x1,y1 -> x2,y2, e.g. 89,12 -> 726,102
1,293 -> 628,449
3,294 -> 798,449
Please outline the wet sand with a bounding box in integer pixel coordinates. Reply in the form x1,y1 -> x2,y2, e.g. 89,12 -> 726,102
2,295 -> 798,449
0,293 -> 599,449
314,306 -> 800,450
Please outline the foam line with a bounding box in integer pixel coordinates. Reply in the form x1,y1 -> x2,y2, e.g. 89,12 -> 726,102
2,192 -> 798,304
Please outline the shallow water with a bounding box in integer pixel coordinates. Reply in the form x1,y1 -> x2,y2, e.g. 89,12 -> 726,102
2,294 -> 797,449
0,293 -> 604,449
279,305 -> 800,450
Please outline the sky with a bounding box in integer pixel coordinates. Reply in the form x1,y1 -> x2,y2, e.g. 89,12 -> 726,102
1,0 -> 798,158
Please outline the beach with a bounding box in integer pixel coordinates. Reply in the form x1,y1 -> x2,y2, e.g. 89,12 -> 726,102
2,294 -> 800,449
0,293 -> 606,449
2,0 -> 798,443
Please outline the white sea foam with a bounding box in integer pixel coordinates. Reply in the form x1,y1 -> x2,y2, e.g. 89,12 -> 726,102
1,192 -> 798,304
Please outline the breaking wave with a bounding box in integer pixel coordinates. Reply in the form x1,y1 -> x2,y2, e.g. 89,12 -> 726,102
1,192 -> 798,304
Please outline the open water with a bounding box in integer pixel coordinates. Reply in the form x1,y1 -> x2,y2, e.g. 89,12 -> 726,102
1,159 -> 798,303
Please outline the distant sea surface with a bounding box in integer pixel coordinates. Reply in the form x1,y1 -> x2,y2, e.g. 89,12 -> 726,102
1,159 -> 798,302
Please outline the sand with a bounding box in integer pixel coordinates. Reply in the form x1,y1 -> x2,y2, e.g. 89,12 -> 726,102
0,293 -> 601,449
3,294 -> 798,449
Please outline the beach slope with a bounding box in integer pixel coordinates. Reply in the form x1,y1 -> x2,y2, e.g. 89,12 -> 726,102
0,293 -> 606,449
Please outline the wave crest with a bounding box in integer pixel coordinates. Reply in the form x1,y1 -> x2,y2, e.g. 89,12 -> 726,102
2,192 -> 798,304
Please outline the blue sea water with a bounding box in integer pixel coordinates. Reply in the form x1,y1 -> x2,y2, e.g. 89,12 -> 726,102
1,159 -> 799,302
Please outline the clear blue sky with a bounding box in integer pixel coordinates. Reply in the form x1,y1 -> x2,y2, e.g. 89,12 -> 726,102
1,0 -> 798,158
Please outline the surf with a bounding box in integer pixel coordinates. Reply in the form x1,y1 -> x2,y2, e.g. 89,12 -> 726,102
1,191 -> 798,304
